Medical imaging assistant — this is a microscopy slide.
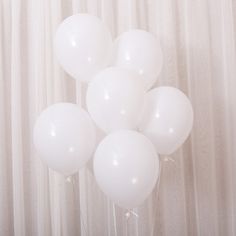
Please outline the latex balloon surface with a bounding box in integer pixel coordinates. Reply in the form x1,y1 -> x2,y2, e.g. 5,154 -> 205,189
112,29 -> 163,90
93,130 -> 159,209
33,103 -> 96,175
54,14 -> 112,82
86,67 -> 145,133
138,86 -> 193,155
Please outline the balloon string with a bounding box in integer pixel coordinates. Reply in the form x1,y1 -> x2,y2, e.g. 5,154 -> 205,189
124,208 -> 139,236
150,155 -> 178,235
150,159 -> 163,236
79,206 -> 88,236
65,175 -> 88,236
125,212 -> 130,236
112,203 -> 118,236
126,221 -> 129,236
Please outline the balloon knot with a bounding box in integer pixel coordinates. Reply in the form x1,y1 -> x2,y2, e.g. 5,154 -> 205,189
125,210 -> 139,220
66,176 -> 72,183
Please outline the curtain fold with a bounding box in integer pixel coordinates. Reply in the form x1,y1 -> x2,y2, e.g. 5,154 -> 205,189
1,0 -> 236,235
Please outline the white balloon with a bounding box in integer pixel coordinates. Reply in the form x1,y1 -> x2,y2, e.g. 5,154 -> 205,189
138,86 -> 194,155
86,67 -> 145,133
112,29 -> 163,90
33,103 -> 96,175
93,130 -> 159,209
54,14 -> 112,82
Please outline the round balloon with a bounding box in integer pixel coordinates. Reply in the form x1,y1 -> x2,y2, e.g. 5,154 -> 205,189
33,103 -> 96,175
54,14 -> 112,82
112,29 -> 163,90
93,130 -> 159,209
86,67 -> 145,133
138,86 -> 194,155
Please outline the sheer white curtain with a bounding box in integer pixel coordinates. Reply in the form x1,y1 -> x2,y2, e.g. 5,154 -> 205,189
1,0 -> 236,235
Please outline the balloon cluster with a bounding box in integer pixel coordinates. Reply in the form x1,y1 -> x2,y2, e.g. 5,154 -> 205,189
33,14 -> 193,209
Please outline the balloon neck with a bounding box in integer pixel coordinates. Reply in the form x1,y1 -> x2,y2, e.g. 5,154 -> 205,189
161,156 -> 178,167
125,209 -> 139,220
65,176 -> 73,183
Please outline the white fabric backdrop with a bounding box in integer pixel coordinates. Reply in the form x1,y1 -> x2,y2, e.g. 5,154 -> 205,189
1,0 -> 236,235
